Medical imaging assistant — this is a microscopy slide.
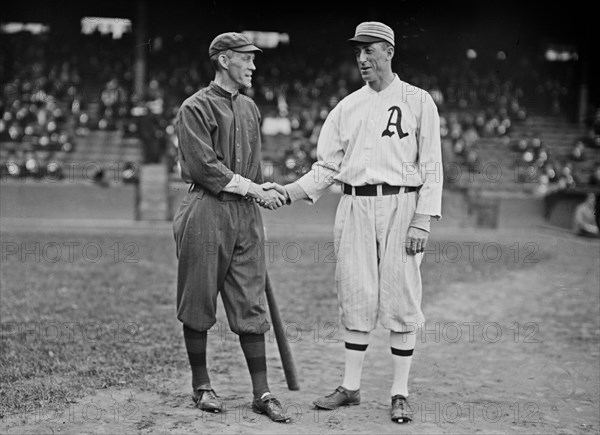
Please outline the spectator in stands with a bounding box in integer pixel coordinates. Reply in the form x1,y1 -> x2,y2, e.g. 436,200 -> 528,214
543,162 -> 558,183
579,127 -> 600,149
559,163 -> 576,188
533,173 -> 551,197
121,162 -> 139,184
597,193 -> 600,230
91,166 -> 109,187
512,138 -> 528,153
569,139 -> 586,161
534,143 -> 549,167
99,78 -> 128,130
573,193 -> 600,238
137,101 -> 162,164
589,163 -> 600,186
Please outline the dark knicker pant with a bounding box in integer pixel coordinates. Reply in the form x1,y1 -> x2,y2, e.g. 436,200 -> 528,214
173,188 -> 270,335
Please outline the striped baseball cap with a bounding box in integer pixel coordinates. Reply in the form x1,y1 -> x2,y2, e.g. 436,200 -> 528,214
348,21 -> 395,46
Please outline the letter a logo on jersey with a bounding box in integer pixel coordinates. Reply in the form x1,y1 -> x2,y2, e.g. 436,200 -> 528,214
382,106 -> 409,139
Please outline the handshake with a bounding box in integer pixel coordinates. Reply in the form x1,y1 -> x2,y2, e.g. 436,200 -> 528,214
248,182 -> 289,210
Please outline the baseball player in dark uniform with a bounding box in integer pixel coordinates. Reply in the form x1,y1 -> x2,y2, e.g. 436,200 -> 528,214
172,32 -> 289,422
266,21 -> 443,423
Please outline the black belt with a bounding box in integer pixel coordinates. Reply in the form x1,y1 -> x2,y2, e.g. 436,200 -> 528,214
342,183 -> 419,196
190,184 -> 247,201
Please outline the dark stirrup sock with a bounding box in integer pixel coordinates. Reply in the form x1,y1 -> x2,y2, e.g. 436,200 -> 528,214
239,333 -> 269,398
345,342 -> 369,351
391,347 -> 414,357
183,325 -> 210,390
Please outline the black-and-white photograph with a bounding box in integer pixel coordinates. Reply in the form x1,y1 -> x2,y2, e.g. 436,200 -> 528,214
1,1 -> 598,433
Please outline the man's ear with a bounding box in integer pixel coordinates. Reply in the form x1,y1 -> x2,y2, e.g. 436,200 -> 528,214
218,54 -> 229,70
387,46 -> 395,60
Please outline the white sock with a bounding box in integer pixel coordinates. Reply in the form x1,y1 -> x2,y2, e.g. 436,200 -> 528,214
341,328 -> 370,391
390,331 -> 417,397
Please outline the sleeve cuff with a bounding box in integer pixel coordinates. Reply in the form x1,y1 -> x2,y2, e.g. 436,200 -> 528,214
222,174 -> 251,196
409,213 -> 432,233
285,182 -> 309,203
237,177 -> 251,196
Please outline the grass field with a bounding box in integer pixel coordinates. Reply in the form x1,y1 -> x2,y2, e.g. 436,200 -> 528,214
0,223 -> 550,418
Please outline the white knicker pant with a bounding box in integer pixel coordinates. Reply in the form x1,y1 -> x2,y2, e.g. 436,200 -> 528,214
333,191 -> 425,333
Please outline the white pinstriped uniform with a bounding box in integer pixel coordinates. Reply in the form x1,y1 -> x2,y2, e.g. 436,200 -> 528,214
292,74 -> 443,332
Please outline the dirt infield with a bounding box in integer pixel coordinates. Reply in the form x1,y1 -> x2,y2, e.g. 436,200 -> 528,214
1,210 -> 599,434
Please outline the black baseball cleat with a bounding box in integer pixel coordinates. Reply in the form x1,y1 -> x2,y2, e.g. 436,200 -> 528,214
251,393 -> 290,423
192,388 -> 224,413
391,394 -> 413,423
313,386 -> 361,410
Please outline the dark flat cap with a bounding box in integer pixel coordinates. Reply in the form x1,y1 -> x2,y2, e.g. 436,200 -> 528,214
209,32 -> 263,57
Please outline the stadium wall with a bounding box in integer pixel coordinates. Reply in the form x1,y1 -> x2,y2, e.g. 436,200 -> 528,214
1,181 -> 586,231
168,183 -> 550,230
0,182 -> 138,220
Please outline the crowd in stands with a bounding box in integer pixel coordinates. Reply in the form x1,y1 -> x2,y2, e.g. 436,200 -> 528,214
1,30 -> 598,194
510,124 -> 600,196
0,31 -> 134,181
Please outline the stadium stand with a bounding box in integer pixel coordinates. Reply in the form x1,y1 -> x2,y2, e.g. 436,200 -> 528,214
1,13 -> 598,224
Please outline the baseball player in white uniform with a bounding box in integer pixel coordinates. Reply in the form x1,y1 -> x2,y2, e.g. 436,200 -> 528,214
266,21 -> 443,423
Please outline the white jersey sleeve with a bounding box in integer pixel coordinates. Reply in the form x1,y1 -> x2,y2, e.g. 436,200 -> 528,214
293,103 -> 344,203
415,91 -> 443,218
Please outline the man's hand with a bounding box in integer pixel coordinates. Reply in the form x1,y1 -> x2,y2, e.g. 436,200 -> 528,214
247,182 -> 286,210
405,226 -> 429,255
261,182 -> 290,204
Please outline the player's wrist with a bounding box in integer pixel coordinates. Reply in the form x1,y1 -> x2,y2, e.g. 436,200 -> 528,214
284,182 -> 308,203
409,213 -> 431,233
246,182 -> 261,199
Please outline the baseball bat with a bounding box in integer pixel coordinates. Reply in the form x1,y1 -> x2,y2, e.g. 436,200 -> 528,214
265,271 -> 300,390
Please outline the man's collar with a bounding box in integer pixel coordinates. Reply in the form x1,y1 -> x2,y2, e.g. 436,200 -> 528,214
365,73 -> 399,94
210,81 -> 239,98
